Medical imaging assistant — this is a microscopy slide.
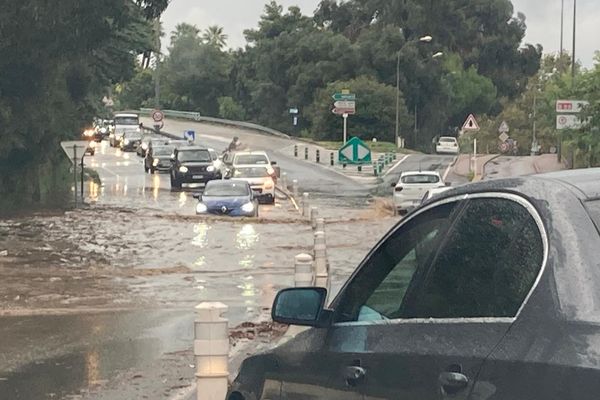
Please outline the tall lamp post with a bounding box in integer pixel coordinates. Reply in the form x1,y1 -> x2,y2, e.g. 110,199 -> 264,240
571,0 -> 577,84
396,35 -> 433,148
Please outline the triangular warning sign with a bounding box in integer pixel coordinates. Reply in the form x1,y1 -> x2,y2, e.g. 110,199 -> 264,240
462,114 -> 480,132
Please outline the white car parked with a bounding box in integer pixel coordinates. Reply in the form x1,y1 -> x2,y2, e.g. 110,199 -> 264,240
393,171 -> 446,214
435,136 -> 459,154
231,165 -> 276,204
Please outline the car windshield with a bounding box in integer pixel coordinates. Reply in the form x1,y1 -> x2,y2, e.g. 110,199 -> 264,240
203,182 -> 249,197
114,116 -> 139,125
178,150 -> 210,162
235,154 -> 268,165
233,167 -> 269,178
123,132 -> 141,139
440,138 -> 456,143
153,147 -> 172,157
402,174 -> 440,184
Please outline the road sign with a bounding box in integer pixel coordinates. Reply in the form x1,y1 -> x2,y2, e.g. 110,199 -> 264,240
499,132 -> 510,142
289,108 -> 299,114
332,107 -> 356,115
60,141 -> 90,164
556,115 -> 584,130
462,114 -> 480,132
499,121 -> 510,134
152,109 -> 164,122
334,100 -> 355,109
338,137 -> 372,164
332,93 -> 356,101
184,130 -> 196,142
556,100 -> 589,113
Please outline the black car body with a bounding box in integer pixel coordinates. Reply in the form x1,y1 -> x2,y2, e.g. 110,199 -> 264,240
229,169 -> 600,400
170,147 -> 221,189
145,145 -> 174,173
120,131 -> 142,152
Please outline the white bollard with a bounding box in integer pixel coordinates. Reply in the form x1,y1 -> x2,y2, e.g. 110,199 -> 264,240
310,207 -> 319,229
313,231 -> 328,289
195,302 -> 229,400
302,193 -> 310,217
281,172 -> 288,190
315,217 -> 325,233
292,179 -> 299,199
295,253 -> 314,287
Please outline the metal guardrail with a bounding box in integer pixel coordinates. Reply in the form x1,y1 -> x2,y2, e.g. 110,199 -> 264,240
139,108 -> 290,140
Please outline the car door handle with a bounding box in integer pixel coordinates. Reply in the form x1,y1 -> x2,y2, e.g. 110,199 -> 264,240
439,371 -> 469,393
344,366 -> 366,386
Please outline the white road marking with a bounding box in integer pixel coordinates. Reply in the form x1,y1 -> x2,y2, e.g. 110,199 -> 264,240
383,155 -> 410,177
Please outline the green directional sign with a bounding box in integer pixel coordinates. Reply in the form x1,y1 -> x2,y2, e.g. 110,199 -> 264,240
338,137 -> 372,164
332,93 -> 356,101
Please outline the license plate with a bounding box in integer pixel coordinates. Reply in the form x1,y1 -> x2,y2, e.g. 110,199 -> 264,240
192,175 -> 204,179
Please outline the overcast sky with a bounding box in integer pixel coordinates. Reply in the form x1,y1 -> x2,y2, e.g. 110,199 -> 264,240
162,0 -> 598,67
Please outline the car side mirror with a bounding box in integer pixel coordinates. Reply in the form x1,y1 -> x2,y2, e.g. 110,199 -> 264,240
391,182 -> 397,188
445,182 -> 452,187
192,193 -> 202,200
272,287 -> 328,327
271,161 -> 277,166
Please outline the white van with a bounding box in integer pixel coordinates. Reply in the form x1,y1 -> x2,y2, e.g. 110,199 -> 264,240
110,113 -> 140,147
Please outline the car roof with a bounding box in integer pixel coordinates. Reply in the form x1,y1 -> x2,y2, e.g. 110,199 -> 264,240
535,168 -> 600,200
234,151 -> 268,155
400,170 -> 441,177
114,113 -> 138,118
177,146 -> 208,151
439,136 -> 457,140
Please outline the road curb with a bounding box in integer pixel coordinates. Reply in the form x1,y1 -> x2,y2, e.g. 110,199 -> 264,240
480,154 -> 502,180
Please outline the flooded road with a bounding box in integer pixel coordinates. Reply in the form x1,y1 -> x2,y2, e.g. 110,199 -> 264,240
0,128 -> 401,399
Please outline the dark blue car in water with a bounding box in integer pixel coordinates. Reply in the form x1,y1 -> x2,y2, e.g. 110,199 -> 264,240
195,180 -> 259,217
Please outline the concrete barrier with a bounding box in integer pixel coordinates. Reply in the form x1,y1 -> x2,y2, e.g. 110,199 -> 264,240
194,302 -> 229,400
310,207 -> 319,229
313,231 -> 329,290
295,254 -> 314,287
301,192 -> 310,217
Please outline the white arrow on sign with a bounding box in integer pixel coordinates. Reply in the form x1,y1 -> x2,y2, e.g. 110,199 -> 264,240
340,146 -> 353,161
357,143 -> 369,160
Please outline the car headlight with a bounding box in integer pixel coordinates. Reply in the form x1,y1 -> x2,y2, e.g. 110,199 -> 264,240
179,166 -> 189,173
100,128 -> 107,134
89,141 -> 97,148
196,203 -> 208,214
206,165 -> 215,172
153,159 -> 159,166
241,202 -> 255,213
142,143 -> 148,150
124,139 -> 130,145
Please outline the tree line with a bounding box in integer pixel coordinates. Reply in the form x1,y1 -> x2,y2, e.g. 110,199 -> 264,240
116,0 -> 542,149
0,0 -> 167,212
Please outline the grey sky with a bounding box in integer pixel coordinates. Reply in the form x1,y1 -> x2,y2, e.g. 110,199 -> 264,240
162,0 -> 598,67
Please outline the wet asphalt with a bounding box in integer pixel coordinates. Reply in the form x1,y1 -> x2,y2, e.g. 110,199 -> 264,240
0,119 -> 457,399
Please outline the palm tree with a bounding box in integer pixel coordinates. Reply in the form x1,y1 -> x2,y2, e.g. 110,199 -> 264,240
202,25 -> 228,49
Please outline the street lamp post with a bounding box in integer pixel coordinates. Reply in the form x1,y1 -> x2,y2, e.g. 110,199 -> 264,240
395,35 -> 432,148
571,0 -> 577,84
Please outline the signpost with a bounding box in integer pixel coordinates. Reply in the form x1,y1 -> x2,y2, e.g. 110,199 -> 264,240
60,141 -> 90,206
556,100 -> 588,113
152,109 -> 164,123
338,137 -> 372,165
331,91 -> 356,144
556,100 -> 588,130
184,130 -> 196,142
461,114 -> 480,132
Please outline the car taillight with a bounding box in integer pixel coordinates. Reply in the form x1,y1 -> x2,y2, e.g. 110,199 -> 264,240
395,187 -> 403,192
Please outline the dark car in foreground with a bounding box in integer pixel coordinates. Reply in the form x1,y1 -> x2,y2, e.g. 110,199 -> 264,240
195,180 -> 258,217
229,169 -> 600,400
144,145 -> 173,173
170,146 -> 221,189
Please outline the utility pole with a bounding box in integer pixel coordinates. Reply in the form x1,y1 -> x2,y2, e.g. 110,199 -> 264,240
154,17 -> 161,108
560,0 -> 564,57
571,0 -> 577,84
395,51 -> 401,148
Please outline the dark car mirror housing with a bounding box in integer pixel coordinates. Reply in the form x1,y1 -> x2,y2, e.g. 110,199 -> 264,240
445,182 -> 452,187
272,287 -> 329,327
192,193 -> 202,200
271,161 -> 277,166
391,182 -> 397,188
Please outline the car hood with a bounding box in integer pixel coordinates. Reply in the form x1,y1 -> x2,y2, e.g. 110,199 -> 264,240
236,177 -> 270,186
202,196 -> 250,209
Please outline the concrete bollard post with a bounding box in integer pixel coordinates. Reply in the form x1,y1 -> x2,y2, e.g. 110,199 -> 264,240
195,302 -> 229,400
294,145 -> 298,157
281,172 -> 288,190
292,179 -> 299,199
302,192 -> 310,217
310,207 -> 319,229
295,253 -> 314,287
330,152 -> 334,166
316,149 -> 320,163
313,231 -> 329,289
304,147 -> 309,160
315,217 -> 325,233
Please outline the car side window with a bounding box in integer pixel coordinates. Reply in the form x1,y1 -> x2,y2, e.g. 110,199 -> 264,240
403,197 -> 544,319
334,202 -> 459,323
